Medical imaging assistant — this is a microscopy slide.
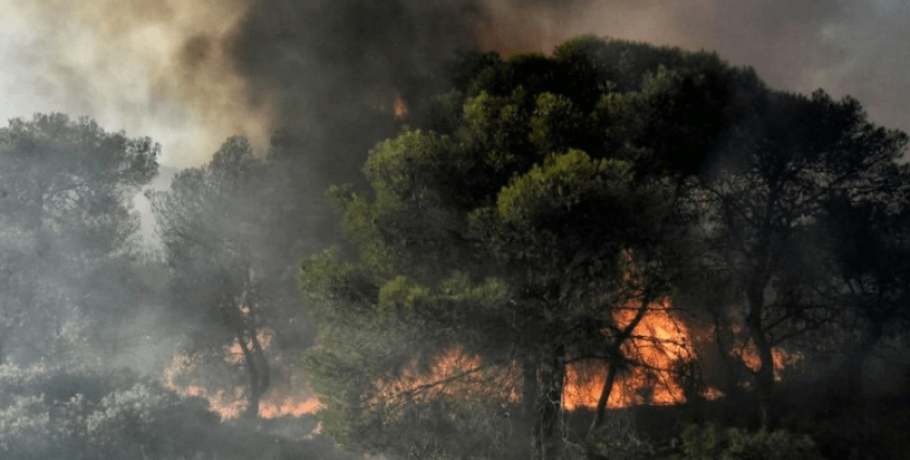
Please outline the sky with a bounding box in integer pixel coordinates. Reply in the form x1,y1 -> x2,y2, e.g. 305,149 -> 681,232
1,0 -> 908,169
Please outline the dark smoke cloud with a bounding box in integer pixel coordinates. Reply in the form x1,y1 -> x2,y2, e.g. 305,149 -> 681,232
2,0 -> 907,169
215,0 -> 910,170
470,0 -> 910,137
220,0 -> 489,184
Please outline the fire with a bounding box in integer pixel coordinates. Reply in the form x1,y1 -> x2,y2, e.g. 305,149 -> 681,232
259,397 -> 322,418
223,328 -> 274,365
370,91 -> 408,120
371,299 -> 701,412
734,341 -> 803,382
371,347 -> 521,407
393,93 -> 408,120
163,329 -> 322,420
374,297 -> 801,412
563,298 -> 695,410
561,300 -> 802,409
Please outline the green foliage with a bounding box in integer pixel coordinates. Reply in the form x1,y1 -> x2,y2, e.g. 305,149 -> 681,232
151,136 -> 266,328
492,149 -> 633,225
589,434 -> 657,460
296,34 -> 910,458
299,35 -> 739,458
529,92 -> 588,155
365,128 -> 458,215
679,424 -> 827,460
153,135 -> 328,419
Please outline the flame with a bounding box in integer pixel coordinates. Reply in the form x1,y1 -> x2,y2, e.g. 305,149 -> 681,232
371,300 -> 700,412
373,296 -> 800,412
369,90 -> 408,120
393,93 -> 408,120
259,397 -> 322,418
163,328 -> 321,420
223,328 -> 274,365
734,341 -> 803,382
371,347 -> 521,407
562,298 -> 696,410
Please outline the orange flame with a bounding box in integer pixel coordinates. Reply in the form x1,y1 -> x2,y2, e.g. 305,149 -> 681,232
370,91 -> 408,120
371,347 -> 521,407
563,298 -> 695,410
163,329 -> 321,420
734,341 -> 803,382
373,297 -> 800,411
393,93 -> 408,120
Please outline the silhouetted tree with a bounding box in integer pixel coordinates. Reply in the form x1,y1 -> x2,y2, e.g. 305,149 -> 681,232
821,181 -> 910,404
693,90 -> 908,429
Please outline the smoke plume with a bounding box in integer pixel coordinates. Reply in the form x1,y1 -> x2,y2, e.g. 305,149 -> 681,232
1,0 -> 907,169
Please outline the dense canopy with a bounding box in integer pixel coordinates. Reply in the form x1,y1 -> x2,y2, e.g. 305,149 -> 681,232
1,35 -> 909,460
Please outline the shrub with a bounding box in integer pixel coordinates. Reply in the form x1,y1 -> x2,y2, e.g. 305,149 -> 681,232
679,424 -> 827,460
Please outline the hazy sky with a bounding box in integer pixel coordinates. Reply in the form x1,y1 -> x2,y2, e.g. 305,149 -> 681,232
1,0 -> 908,168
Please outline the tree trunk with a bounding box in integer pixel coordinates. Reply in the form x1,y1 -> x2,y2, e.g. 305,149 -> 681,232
523,357 -> 539,417
237,332 -> 262,419
746,283 -> 775,430
222,286 -> 271,420
249,325 -> 271,395
840,321 -> 883,407
588,359 -> 619,437
588,296 -> 650,437
532,352 -> 565,460
519,359 -> 540,459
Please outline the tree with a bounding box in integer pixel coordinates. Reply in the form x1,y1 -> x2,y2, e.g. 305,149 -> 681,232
693,90 -> 908,429
151,137 -> 275,418
819,179 -> 910,404
299,36 -> 756,460
151,136 -> 325,420
0,114 -> 158,364
0,360 -> 346,460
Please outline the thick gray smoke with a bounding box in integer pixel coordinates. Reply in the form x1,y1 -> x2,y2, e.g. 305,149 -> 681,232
223,0 -> 910,150
2,0 -> 907,168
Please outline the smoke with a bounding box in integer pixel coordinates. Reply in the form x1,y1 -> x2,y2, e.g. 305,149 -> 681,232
474,0 -> 909,137
2,0 -> 906,169
3,0 -> 906,373
0,0 -> 266,168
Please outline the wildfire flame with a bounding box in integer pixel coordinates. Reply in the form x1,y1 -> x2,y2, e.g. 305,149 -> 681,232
370,91 -> 408,120
371,347 -> 521,407
163,286 -> 798,418
393,93 -> 408,120
163,328 -> 321,420
374,297 -> 801,412
563,298 -> 697,410
734,340 -> 803,382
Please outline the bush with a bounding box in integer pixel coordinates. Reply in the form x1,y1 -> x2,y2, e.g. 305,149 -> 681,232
679,424 -> 827,460
0,362 -> 216,459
